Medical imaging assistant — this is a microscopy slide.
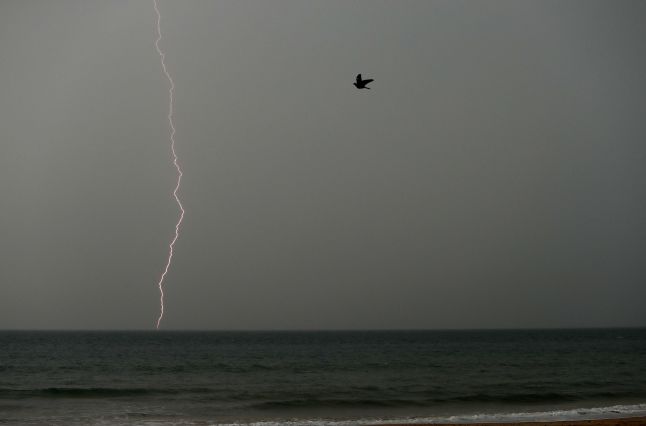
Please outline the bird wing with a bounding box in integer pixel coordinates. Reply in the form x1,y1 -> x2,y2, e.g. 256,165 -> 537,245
356,74 -> 362,83
363,79 -> 374,84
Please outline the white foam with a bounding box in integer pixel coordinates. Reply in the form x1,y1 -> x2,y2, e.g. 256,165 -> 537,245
212,402 -> 646,426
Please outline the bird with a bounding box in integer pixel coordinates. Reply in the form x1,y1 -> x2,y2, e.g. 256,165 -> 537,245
353,73 -> 374,89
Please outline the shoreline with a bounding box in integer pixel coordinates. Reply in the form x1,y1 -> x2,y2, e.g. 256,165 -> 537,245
370,416 -> 646,426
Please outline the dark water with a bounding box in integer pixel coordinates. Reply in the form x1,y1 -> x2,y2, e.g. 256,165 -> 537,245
1,329 -> 645,425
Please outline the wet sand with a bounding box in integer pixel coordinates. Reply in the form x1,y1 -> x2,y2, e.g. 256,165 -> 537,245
372,417 -> 646,426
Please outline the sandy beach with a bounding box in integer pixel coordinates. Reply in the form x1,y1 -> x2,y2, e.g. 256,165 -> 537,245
375,417 -> 646,426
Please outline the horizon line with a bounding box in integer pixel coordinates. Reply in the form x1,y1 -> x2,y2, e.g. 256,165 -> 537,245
1,326 -> 644,332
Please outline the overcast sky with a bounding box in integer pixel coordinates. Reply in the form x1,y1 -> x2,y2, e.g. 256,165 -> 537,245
1,0 -> 645,330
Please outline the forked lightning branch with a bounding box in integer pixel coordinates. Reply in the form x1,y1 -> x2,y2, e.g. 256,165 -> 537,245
153,0 -> 185,329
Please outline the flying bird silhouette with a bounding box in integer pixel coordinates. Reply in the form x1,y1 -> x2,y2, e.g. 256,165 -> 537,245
354,73 -> 374,89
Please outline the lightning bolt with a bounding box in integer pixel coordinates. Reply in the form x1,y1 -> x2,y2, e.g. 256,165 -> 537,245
153,0 -> 184,329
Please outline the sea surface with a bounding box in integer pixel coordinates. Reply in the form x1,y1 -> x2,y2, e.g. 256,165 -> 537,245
1,329 -> 645,425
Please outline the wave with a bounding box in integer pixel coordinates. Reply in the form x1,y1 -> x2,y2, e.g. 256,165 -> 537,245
219,403 -> 646,425
2,402 -> 645,426
252,390 -> 646,410
439,390 -> 646,403
133,362 -> 280,374
253,398 -> 427,409
0,387 -> 214,398
2,386 -> 645,405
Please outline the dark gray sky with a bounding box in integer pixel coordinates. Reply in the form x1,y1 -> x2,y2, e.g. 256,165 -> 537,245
1,0 -> 645,330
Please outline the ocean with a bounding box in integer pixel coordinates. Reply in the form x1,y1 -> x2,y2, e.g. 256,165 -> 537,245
0,329 -> 645,425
